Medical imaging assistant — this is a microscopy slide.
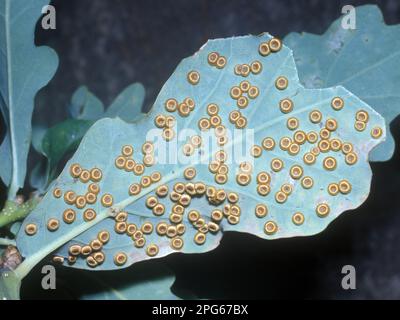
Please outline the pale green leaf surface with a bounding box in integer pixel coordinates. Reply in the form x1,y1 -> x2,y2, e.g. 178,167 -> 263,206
31,125 -> 47,154
42,119 -> 93,175
29,161 -> 49,193
81,265 -> 179,300
30,125 -> 49,192
29,84 -> 146,192
9,222 -> 21,236
284,5 -> 400,162
0,132 -> 12,186
16,34 -> 385,272
0,0 -> 58,197
69,86 -> 104,121
82,276 -> 178,300
104,83 -> 146,122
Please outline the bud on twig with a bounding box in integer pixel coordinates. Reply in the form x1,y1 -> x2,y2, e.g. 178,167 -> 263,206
0,246 -> 22,271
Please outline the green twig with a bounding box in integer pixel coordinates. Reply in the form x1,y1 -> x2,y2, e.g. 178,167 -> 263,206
0,238 -> 16,246
0,197 -> 40,228
0,271 -> 21,300
0,197 -> 40,300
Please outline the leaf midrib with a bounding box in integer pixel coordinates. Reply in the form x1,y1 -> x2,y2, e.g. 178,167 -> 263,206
3,0 -> 18,199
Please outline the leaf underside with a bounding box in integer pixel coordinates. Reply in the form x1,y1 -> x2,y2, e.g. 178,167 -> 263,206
284,4 -> 400,162
17,34 -> 385,271
69,86 -> 104,121
0,0 -> 58,197
81,263 -> 179,300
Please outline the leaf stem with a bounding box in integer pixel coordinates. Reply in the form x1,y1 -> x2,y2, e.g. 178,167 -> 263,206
0,198 -> 40,228
4,0 -> 19,202
0,238 -> 16,246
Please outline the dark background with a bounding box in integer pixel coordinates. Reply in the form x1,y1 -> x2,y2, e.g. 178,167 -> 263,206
18,0 -> 400,299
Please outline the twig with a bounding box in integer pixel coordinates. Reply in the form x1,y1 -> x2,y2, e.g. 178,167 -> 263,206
0,239 -> 16,246
0,197 -> 40,228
